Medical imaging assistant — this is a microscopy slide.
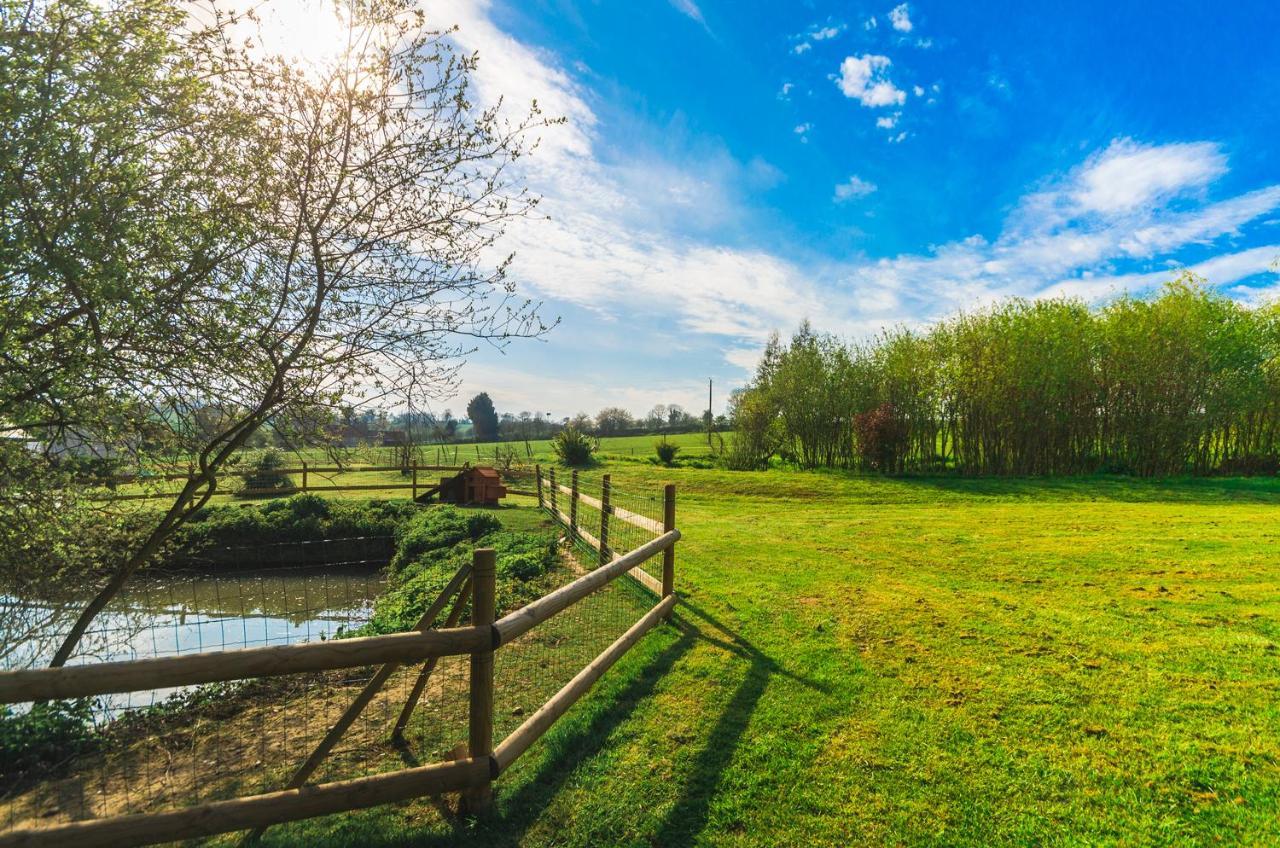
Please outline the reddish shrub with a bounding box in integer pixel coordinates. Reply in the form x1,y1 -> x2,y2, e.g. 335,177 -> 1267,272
854,403 -> 909,473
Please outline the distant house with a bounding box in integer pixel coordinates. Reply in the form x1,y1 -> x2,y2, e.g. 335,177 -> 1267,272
380,429 -> 408,447
324,423 -> 367,448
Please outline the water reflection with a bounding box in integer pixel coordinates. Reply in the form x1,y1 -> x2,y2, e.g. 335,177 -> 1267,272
0,567 -> 385,715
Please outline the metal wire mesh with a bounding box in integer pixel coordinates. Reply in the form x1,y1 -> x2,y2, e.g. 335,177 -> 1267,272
489,473 -> 669,743
0,481 -> 672,838
0,550 -> 470,833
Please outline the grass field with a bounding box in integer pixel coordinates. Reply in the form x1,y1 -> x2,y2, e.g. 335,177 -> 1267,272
226,462 -> 1280,847
99,433 -> 718,503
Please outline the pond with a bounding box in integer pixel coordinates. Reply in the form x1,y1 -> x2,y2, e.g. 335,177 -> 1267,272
0,567 -> 386,715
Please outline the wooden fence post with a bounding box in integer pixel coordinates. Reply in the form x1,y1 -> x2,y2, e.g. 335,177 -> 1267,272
535,465 -> 544,509
569,469 -> 579,540
466,548 -> 496,812
548,468 -> 558,519
301,462 -> 308,493
598,474 -> 611,564
662,484 -> 676,615
411,464 -> 418,501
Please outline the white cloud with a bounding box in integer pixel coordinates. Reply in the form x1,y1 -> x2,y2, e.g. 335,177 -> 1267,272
778,82 -> 794,98
723,346 -> 765,373
420,1 -> 1280,393
794,122 -> 812,136
838,142 -> 1280,328
1038,245 -> 1280,303
836,54 -> 906,107
888,131 -> 908,143
668,0 -> 704,24
1072,139 -> 1227,215
793,41 -> 812,54
418,0 -> 832,347
876,113 -> 900,129
889,3 -> 913,32
864,16 -> 878,29
913,84 -> 924,96
810,23 -> 846,40
834,175 -> 878,202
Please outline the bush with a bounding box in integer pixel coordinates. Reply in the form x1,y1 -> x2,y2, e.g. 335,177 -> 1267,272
362,509 -> 557,635
854,403 -> 909,473
0,699 -> 98,790
175,496 -> 418,555
235,449 -> 296,498
389,506 -> 502,572
1215,454 -> 1280,477
724,389 -> 781,471
654,438 -> 680,466
552,426 -> 597,466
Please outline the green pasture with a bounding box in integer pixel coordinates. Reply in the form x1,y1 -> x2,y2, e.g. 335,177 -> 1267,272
228,463 -> 1280,847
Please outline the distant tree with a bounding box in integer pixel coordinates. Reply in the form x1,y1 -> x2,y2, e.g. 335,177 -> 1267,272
467,393 -> 500,441
568,412 -> 593,432
645,404 -> 669,431
595,407 -> 635,436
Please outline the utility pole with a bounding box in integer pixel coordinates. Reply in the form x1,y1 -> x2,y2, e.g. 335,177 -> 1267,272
707,377 -> 713,446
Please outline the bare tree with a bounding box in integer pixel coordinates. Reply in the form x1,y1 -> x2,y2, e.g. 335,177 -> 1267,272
48,0 -> 554,665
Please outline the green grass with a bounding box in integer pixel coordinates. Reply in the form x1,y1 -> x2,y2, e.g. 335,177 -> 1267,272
99,433 -> 719,504
240,464 -> 1280,847
415,430 -> 720,465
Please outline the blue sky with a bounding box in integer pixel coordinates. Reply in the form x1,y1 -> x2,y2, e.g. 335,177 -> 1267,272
413,0 -> 1280,420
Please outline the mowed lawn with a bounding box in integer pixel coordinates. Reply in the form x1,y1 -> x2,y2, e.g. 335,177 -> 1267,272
255,465 -> 1280,847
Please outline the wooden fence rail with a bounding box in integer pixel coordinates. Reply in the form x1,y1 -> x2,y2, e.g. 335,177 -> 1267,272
0,485 -> 679,848
89,463 -> 541,501
535,466 -> 672,595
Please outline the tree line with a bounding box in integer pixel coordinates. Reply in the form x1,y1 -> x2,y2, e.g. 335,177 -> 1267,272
729,277 -> 1280,477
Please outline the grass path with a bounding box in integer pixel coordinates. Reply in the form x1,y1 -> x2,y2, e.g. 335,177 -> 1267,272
242,468 -> 1279,845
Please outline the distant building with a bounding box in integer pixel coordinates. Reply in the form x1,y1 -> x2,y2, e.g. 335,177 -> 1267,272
324,423 -> 367,448
380,429 -> 408,447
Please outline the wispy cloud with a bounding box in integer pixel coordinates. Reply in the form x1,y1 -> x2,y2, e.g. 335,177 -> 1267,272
667,0 -> 704,25
834,175 -> 878,202
844,141 -> 1280,326
810,22 -> 846,40
424,0 -> 1280,386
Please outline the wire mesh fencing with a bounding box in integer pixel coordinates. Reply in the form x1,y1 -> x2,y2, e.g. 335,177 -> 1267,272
0,548 -> 471,836
0,482 -> 678,845
537,468 -> 670,589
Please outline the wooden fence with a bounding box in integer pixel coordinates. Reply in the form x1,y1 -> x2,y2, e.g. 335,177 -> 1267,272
93,463 -> 538,501
0,485 -> 677,847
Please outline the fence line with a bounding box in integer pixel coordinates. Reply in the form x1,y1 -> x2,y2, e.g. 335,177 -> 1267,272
0,483 -> 679,847
90,463 -> 541,501
534,466 -> 673,596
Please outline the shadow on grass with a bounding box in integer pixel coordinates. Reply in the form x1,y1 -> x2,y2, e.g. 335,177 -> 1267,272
283,596 -> 824,848
468,596 -> 826,848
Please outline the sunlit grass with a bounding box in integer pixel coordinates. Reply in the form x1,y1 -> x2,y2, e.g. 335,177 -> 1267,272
238,462 -> 1280,847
